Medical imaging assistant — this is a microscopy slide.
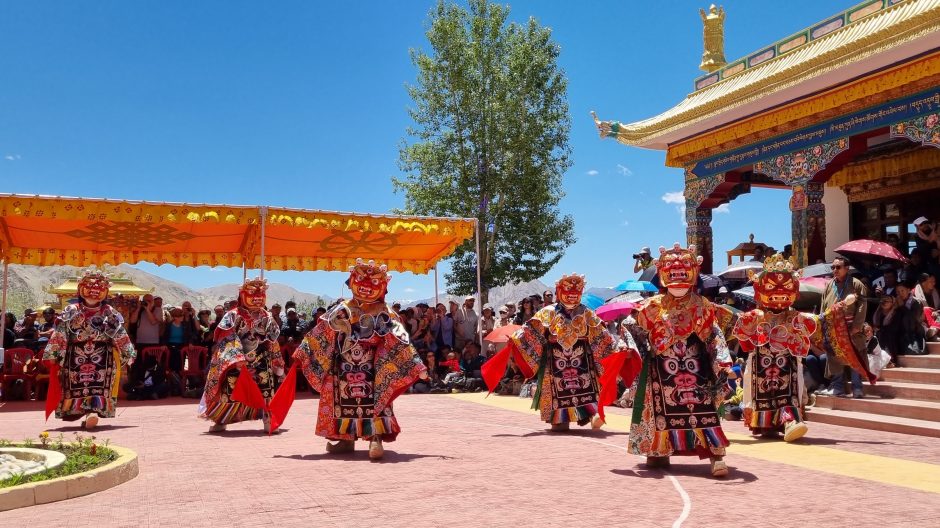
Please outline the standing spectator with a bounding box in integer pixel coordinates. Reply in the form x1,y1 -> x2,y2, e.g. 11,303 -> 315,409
514,298 -> 535,325
213,304 -> 225,324
428,305 -> 443,356
279,308 -> 307,348
820,256 -> 868,398
314,306 -> 327,320
181,301 -> 198,341
542,290 -> 554,306
913,273 -> 940,309
455,295 -> 478,349
781,244 -> 793,262
749,246 -> 766,262
163,307 -> 191,384
480,305 -> 495,335
530,294 -> 543,311
495,306 -> 512,328
439,300 -> 456,349
195,309 -> 214,348
913,217 -> 940,271
3,312 -> 16,349
505,303 -> 517,319
633,247 -> 654,273
134,294 -> 162,348
270,303 -> 284,329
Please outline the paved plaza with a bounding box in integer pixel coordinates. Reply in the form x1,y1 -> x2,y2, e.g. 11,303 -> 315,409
1,392 -> 938,527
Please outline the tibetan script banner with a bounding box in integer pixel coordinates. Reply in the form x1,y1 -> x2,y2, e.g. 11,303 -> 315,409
689,86 -> 940,179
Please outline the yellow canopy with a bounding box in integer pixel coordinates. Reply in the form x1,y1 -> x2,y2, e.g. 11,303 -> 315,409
0,194 -> 476,274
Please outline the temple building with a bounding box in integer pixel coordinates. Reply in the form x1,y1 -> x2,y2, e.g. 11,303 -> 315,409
595,0 -> 940,272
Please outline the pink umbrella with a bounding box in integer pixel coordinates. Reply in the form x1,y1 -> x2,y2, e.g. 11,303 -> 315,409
835,239 -> 908,264
595,302 -> 637,322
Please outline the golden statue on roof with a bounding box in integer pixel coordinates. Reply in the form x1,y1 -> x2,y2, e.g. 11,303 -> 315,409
699,4 -> 727,73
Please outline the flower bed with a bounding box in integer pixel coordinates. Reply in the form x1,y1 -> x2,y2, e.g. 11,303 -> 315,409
0,433 -> 117,489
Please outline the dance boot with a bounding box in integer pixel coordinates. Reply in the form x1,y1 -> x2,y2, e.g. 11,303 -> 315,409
208,422 -> 227,433
82,413 -> 99,430
368,439 -> 384,460
783,421 -> 808,443
262,417 -> 281,435
591,416 -> 605,430
645,456 -> 671,469
710,457 -> 729,478
326,440 -> 355,454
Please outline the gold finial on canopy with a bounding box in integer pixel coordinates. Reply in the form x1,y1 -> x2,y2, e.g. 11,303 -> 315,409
699,4 -> 727,73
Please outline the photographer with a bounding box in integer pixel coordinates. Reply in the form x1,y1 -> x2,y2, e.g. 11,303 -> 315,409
632,246 -> 654,274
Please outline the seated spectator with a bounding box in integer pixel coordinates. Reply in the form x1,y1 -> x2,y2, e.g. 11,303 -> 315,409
123,355 -> 170,400
481,305 -> 495,335
913,273 -> 940,309
923,306 -> 940,342
896,278 -> 927,356
314,306 -> 327,320
270,303 -> 284,329
806,344 -> 829,394
440,350 -> 461,378
903,249 -> 928,281
873,294 -> 902,365
195,309 -> 214,348
412,352 -> 445,394
23,353 -> 50,400
36,307 -> 57,349
496,359 -> 523,396
873,268 -> 899,297
14,308 -> 39,348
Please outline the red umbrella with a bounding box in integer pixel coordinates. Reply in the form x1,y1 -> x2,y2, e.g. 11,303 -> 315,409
483,324 -> 522,343
595,302 -> 637,322
835,239 -> 909,264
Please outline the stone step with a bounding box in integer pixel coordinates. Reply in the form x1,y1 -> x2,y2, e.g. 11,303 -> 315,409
814,395 -> 940,422
806,407 -> 940,438
864,380 -> 940,400
898,354 -> 940,369
926,342 -> 940,355
880,367 -> 940,384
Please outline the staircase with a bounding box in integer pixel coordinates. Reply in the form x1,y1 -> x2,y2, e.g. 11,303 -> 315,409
808,342 -> 940,438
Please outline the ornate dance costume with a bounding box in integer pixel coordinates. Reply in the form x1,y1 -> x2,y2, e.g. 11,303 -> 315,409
484,274 -> 639,431
294,260 -> 426,460
43,271 -> 136,429
629,244 -> 733,477
732,254 -> 861,441
199,278 -> 283,433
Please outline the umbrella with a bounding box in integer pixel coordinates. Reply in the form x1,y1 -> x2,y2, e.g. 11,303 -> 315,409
483,324 -> 522,343
638,266 -> 657,282
835,239 -> 909,264
581,293 -> 605,310
615,280 -> 658,292
607,291 -> 645,304
800,262 -> 857,278
717,261 -> 764,280
584,287 -> 621,302
699,274 -> 724,290
595,302 -> 637,322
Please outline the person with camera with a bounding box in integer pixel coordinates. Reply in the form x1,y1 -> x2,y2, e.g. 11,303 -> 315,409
633,247 -> 654,274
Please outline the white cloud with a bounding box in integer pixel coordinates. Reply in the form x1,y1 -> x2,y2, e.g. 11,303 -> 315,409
4,154 -> 21,161
661,191 -> 685,204
714,203 -> 731,214
403,287 -> 416,293
621,220 -> 630,227
617,164 -> 633,177
586,169 -> 599,176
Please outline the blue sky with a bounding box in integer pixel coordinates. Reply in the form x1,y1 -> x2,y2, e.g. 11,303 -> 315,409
0,0 -> 850,301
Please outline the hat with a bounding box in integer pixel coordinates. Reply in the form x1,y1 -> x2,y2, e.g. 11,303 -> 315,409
639,246 -> 651,255
42,307 -> 56,315
464,295 -> 475,301
286,307 -> 297,314
24,308 -> 36,316
448,299 -> 458,305
482,304 -> 493,312
914,216 -> 930,226
498,307 -> 508,314
718,286 -> 728,294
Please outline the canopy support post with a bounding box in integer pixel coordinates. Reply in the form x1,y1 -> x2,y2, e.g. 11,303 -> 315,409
242,263 -> 247,282
0,260 -> 8,355
259,206 -> 268,280
434,267 -> 439,307
475,219 -> 483,346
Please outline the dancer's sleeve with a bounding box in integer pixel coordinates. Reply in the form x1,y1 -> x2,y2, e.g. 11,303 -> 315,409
292,319 -> 335,393
507,315 -> 547,379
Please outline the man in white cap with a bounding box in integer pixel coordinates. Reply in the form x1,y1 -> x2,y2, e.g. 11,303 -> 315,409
633,246 -> 654,273
455,295 -> 479,349
914,217 -> 939,263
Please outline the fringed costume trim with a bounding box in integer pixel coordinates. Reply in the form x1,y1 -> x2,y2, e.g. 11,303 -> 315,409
748,405 -> 803,429
650,426 -> 729,455
57,396 -> 116,419
201,400 -> 266,424
334,416 -> 401,439
550,403 -> 597,424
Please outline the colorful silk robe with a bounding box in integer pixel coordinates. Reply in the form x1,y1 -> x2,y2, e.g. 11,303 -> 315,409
629,293 -> 731,458
509,304 -> 621,424
294,301 -> 426,442
43,303 -> 136,420
733,304 -> 858,433
199,308 -> 282,424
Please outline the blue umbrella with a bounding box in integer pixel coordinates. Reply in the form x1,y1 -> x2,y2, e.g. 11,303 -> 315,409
581,293 -> 605,310
615,280 -> 658,293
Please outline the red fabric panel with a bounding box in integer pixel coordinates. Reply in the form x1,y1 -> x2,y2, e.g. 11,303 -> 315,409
43,360 -> 61,421
267,364 -> 297,434
231,365 -> 266,410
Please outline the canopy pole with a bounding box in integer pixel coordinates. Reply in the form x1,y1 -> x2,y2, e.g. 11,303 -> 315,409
434,267 -> 439,306
259,206 -> 268,280
242,263 -> 247,282
0,261 -> 8,353
475,219 -> 483,346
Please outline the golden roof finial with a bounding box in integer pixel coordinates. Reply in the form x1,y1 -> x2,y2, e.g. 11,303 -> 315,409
699,4 -> 727,73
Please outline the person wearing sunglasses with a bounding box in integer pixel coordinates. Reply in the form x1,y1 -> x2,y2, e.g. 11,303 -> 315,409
819,256 -> 873,398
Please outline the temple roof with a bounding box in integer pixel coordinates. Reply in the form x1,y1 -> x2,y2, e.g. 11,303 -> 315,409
598,0 -> 940,151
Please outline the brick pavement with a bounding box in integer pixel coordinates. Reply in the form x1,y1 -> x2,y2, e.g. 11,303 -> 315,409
1,393 -> 938,527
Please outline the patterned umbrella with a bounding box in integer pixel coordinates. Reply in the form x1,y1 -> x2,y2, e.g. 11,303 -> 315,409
835,239 -> 909,264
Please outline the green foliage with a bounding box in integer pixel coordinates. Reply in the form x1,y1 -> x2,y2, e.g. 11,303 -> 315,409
396,0 -> 575,301
0,432 -> 117,489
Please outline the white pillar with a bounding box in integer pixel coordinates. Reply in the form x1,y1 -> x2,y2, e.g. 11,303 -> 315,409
475,219 -> 483,345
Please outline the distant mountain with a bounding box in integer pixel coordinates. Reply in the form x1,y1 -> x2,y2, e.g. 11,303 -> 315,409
2,264 -> 330,315
397,279 -> 551,309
